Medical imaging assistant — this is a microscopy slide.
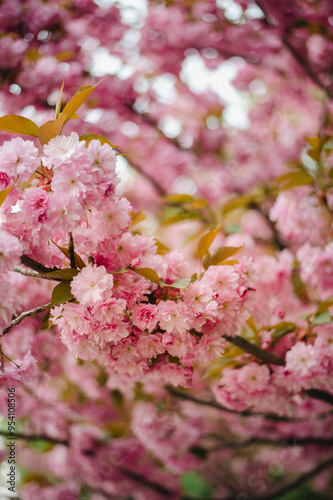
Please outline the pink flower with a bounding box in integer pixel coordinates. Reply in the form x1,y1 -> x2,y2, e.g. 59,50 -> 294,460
91,298 -> 126,323
87,140 -> 118,180
131,304 -> 158,332
236,363 -> 270,394
43,132 -> 84,165
0,230 -> 23,272
48,193 -> 82,231
135,333 -> 165,358
71,265 -> 113,306
286,342 -> 318,378
158,300 -> 191,334
0,137 -> 39,182
100,197 -> 132,236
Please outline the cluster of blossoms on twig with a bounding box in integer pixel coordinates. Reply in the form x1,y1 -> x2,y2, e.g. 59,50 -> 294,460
0,130 -> 255,388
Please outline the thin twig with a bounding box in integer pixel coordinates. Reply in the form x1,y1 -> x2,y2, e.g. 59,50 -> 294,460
206,435 -> 333,450
258,454 -> 333,500
14,265 -> 61,281
166,386 -> 299,422
1,302 -> 52,337
68,232 -> 77,269
0,430 -> 68,446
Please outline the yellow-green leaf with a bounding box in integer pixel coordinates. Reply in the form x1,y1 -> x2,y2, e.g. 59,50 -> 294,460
203,244 -> 244,270
0,115 -> 39,137
79,133 -> 118,148
132,267 -> 160,285
130,209 -> 146,227
38,268 -> 80,280
160,277 -> 191,289
163,211 -> 202,224
222,194 -> 258,214
276,171 -> 313,191
62,82 -> 100,122
316,298 -> 333,314
163,194 -> 194,204
50,281 -> 74,307
154,238 -> 170,255
197,225 -> 222,259
0,181 -> 16,207
38,114 -> 67,145
50,240 -> 86,270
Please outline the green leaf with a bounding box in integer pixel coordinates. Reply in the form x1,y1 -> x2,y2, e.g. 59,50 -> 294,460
197,225 -> 222,259
154,238 -> 170,255
62,82 -> 100,122
203,244 -> 244,270
38,114 -> 67,145
0,114 -> 39,137
132,268 -> 160,285
316,297 -> 333,314
0,181 -> 16,207
79,133 -> 118,148
276,171 -> 313,191
313,310 -> 332,325
50,281 -> 74,307
130,209 -> 146,227
162,210 -> 202,224
269,322 -> 297,344
181,472 -> 212,499
160,278 -> 191,289
222,194 -> 258,214
39,268 -> 80,280
163,194 -> 194,204
50,240 -> 86,269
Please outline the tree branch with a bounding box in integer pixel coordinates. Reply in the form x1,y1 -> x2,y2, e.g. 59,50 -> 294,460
223,335 -> 286,366
20,255 -> 59,274
0,430 -> 68,446
166,386 -> 299,422
1,302 -> 52,337
258,454 -> 333,500
207,434 -> 333,450
14,265 -> 61,281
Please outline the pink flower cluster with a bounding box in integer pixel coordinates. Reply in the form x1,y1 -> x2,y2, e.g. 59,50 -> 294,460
1,134 -> 255,387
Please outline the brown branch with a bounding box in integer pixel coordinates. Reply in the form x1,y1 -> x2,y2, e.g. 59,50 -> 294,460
258,454 -> 333,500
207,435 -> 333,450
223,334 -> 286,365
306,389 -> 333,407
1,302 -> 52,337
14,266 -> 61,281
20,255 -> 59,274
0,430 -> 68,446
166,386 -> 299,422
